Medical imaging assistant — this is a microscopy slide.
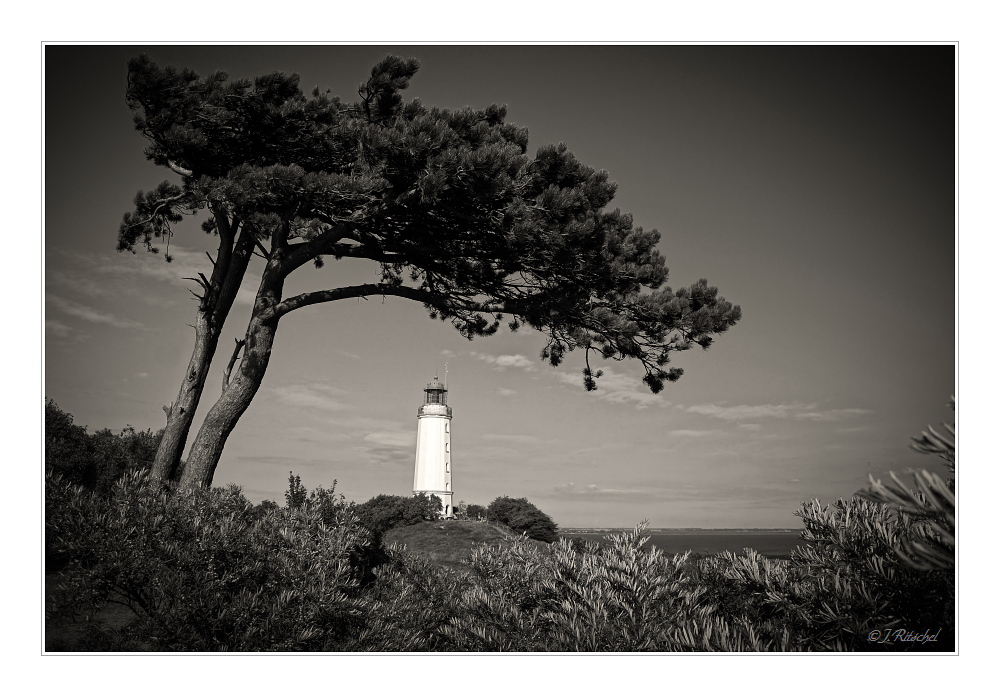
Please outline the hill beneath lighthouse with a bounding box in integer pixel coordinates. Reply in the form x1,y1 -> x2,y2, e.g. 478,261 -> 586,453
383,519 -> 550,572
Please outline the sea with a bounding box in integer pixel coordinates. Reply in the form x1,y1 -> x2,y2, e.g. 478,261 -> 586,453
559,529 -> 805,559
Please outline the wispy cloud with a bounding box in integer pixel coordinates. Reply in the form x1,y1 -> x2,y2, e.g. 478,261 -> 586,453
61,246 -> 261,307
273,383 -> 350,411
686,402 -> 814,421
667,429 -> 725,438
285,426 -> 351,442
47,295 -> 143,329
687,402 -> 872,422
738,423 -> 762,431
471,352 -> 535,371
555,368 -> 666,409
497,387 -> 517,397
551,482 -> 654,502
364,431 -> 416,447
45,319 -> 74,338
481,433 -> 542,444
324,415 -> 405,432
795,408 -> 874,422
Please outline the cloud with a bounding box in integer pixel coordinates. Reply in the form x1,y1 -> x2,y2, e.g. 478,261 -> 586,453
471,352 -> 535,371
61,246 -> 261,307
687,402 -> 872,422
322,416 -> 404,432
364,431 -> 416,447
497,387 -> 517,397
551,482 -> 654,502
361,441 -> 415,465
667,429 -> 725,438
481,433 -> 541,444
45,319 -> 74,338
686,402 -> 814,421
285,426 -> 352,443
135,372 -> 149,379
795,408 -> 874,422
47,295 -> 143,329
555,368 -> 667,408
273,383 -> 350,411
738,423 -> 762,431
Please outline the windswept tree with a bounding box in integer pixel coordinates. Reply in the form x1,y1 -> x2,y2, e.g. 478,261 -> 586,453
121,54 -> 742,489
119,56 -> 334,479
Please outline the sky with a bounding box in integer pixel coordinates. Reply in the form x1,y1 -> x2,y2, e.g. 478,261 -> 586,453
43,45 -> 956,528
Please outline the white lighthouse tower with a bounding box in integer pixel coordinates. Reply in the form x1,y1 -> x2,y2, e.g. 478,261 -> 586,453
412,374 -> 454,518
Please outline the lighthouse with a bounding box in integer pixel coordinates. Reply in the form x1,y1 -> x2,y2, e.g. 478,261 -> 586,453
412,375 -> 454,518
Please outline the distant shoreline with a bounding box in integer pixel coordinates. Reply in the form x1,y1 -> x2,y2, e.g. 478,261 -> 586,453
560,528 -> 802,536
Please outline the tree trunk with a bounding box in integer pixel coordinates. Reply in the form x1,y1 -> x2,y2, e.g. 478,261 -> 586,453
178,313 -> 280,488
149,311 -> 220,480
149,214 -> 253,481
179,258 -> 287,489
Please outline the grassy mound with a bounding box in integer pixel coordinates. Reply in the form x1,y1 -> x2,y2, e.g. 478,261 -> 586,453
383,519 -> 549,572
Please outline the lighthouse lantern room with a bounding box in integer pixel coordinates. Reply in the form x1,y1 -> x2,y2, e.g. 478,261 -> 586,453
412,375 -> 454,518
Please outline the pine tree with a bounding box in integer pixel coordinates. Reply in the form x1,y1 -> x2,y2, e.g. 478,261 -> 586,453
120,54 -> 742,488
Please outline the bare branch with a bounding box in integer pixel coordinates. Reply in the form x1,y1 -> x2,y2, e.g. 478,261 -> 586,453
182,276 -> 210,291
223,338 -> 247,393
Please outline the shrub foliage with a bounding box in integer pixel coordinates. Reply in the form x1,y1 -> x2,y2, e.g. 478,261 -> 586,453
486,496 -> 559,543
45,399 -> 955,652
46,471 -> 367,651
353,493 -> 443,540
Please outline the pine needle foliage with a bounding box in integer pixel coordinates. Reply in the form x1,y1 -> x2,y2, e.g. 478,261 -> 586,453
860,397 -> 955,571
118,53 -> 741,487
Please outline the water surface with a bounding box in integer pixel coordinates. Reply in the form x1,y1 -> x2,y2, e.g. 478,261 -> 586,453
561,531 -> 804,559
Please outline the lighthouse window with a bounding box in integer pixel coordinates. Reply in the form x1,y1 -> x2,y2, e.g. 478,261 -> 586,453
446,462 -> 450,472
445,423 -> 449,433
426,391 -> 444,405
445,442 -> 449,452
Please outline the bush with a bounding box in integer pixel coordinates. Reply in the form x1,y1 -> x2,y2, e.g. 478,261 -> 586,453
46,470 -> 368,651
464,504 -> 487,521
45,398 -> 95,488
486,496 -> 559,543
45,400 -> 955,652
45,398 -> 162,496
353,493 -> 442,540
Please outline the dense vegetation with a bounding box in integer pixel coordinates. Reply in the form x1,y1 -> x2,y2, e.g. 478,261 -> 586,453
484,496 -> 559,543
45,398 -> 162,496
45,400 -> 955,652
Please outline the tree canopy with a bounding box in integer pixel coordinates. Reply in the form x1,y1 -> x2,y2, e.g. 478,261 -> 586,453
119,54 -> 742,487
487,496 -> 559,543
353,493 -> 443,539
